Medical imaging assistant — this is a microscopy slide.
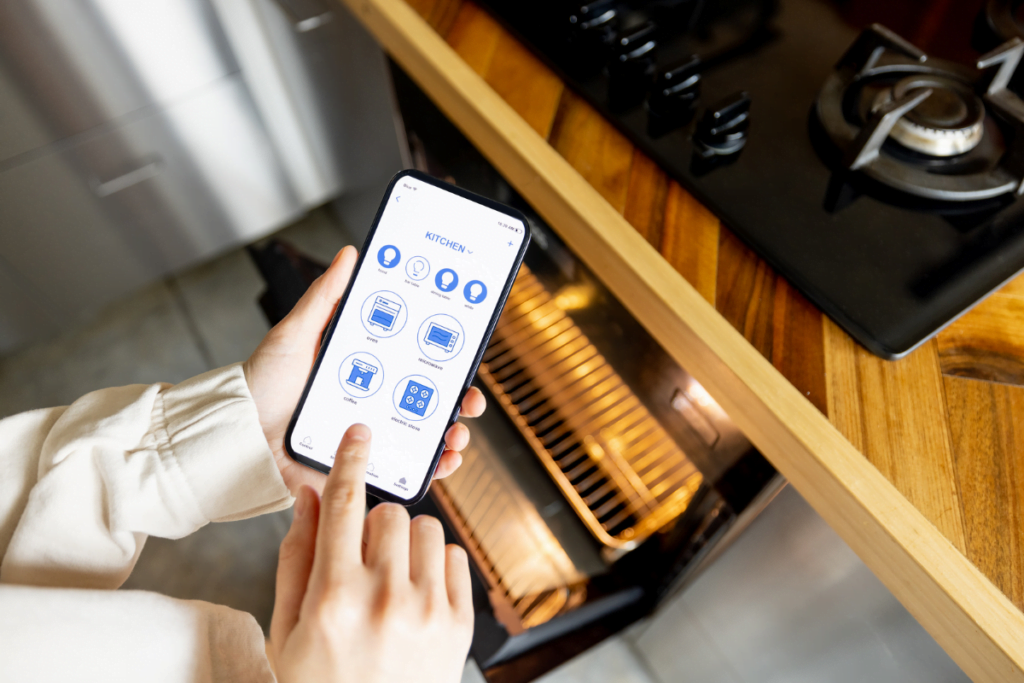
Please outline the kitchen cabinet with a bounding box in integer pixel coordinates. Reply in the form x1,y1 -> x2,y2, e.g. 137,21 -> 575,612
0,0 -> 404,351
0,74 -> 299,325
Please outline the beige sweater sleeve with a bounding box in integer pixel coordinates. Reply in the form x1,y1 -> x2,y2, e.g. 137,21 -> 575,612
0,363 -> 291,682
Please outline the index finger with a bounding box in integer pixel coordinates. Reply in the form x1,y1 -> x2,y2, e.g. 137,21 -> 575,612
313,423 -> 371,576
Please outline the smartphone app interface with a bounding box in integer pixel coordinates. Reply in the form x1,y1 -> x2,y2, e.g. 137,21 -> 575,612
291,175 -> 527,500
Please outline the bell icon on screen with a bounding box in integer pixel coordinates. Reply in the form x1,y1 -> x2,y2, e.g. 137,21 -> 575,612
383,247 -> 396,265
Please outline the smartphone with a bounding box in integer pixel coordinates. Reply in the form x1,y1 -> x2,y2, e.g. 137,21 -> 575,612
285,170 -> 531,505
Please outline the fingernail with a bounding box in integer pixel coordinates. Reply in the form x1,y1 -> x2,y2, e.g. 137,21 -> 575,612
294,488 -> 307,518
346,423 -> 371,443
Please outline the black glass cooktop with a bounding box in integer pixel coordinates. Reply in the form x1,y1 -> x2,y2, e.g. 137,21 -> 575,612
477,0 -> 1024,358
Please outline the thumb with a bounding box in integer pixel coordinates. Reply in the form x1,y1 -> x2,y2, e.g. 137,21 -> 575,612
270,486 -> 321,650
286,246 -> 358,333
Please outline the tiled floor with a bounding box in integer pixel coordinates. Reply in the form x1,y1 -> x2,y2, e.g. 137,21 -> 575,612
0,206 -> 967,683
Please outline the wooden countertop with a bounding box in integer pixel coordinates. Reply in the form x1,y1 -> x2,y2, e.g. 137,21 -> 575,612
338,0 -> 1024,679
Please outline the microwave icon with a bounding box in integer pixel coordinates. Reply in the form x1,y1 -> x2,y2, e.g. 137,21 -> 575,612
424,322 -> 459,352
368,296 -> 402,331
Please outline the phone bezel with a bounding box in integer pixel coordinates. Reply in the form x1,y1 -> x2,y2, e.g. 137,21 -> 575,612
283,169 -> 532,505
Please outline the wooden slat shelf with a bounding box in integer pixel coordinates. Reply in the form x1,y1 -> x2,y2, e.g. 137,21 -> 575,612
337,0 -> 1024,679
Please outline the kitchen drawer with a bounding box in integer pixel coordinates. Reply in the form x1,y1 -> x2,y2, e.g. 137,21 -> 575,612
0,74 -> 300,321
0,0 -> 239,164
0,61 -> 58,166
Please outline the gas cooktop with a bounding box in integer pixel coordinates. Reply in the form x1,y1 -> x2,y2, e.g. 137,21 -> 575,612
477,0 -> 1024,358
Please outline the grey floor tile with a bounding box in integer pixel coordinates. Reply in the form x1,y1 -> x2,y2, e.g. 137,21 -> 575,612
631,594 -> 743,683
171,248 -> 270,368
123,509 -> 292,633
635,487 -> 969,683
0,281 -> 208,418
462,659 -> 488,683
536,636 -> 658,683
274,206 -> 353,265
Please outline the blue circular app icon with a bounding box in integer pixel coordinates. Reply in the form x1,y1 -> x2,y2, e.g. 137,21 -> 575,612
377,245 -> 400,268
463,280 -> 488,304
435,268 -> 459,292
417,314 -> 465,362
393,374 -> 439,421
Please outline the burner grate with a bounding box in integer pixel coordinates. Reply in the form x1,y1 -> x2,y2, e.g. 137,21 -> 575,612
478,266 -> 703,550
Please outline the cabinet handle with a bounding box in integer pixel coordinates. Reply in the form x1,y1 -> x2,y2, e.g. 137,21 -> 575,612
90,159 -> 163,198
270,0 -> 333,32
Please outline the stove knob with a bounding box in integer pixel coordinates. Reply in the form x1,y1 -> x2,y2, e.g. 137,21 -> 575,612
693,91 -> 750,158
608,21 -> 659,110
568,0 -> 619,50
647,55 -> 701,133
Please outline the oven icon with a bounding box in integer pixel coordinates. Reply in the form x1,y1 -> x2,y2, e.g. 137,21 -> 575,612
368,296 -> 402,331
424,322 -> 459,352
345,359 -> 378,390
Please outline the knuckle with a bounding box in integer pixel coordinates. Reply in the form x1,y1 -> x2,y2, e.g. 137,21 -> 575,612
420,587 -> 449,619
412,514 -> 443,536
368,502 -> 409,526
322,482 -> 360,516
313,590 -> 361,629
446,543 -> 469,565
317,581 -> 350,609
370,583 -> 414,628
277,531 -> 305,560
452,607 -> 474,632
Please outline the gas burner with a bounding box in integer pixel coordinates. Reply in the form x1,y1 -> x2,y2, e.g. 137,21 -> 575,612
871,76 -> 985,156
817,24 -> 1024,201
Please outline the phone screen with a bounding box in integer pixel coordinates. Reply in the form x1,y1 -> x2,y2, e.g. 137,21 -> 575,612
287,171 -> 529,503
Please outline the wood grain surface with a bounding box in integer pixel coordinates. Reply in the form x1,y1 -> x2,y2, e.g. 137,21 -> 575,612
945,375 -> 1024,610
939,279 -> 1024,387
339,0 -> 1024,679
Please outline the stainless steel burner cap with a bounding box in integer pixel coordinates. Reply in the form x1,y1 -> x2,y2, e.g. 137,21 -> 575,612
872,76 -> 985,157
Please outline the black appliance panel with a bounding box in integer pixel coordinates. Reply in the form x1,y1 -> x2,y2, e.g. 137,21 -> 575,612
476,0 -> 1024,358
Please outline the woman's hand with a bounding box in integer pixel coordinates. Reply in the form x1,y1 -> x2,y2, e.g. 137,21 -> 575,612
270,425 -> 473,683
243,246 -> 486,495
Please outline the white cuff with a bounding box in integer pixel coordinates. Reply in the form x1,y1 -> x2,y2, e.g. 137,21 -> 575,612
160,363 -> 292,523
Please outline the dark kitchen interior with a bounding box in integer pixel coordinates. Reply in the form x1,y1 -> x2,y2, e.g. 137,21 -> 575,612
2,0 -> 1020,681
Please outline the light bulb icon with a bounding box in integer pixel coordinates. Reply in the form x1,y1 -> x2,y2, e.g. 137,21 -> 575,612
413,260 -> 423,274
463,280 -> 486,304
377,245 -> 400,268
435,269 -> 458,291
